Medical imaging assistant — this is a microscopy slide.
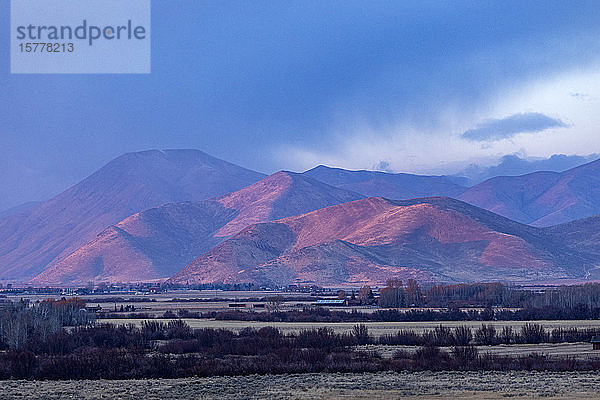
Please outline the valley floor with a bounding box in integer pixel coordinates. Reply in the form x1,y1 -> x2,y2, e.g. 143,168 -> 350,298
2,371 -> 600,399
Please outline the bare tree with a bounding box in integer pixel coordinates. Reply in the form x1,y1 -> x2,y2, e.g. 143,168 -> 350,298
267,295 -> 284,312
358,286 -> 374,305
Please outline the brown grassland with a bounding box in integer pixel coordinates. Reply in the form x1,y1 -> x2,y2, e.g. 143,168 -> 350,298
1,371 -> 600,399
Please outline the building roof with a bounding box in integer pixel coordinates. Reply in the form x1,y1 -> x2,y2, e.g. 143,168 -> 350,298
315,299 -> 346,305
591,335 -> 600,343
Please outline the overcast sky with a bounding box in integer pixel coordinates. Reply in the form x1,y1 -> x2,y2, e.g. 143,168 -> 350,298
2,1 -> 600,209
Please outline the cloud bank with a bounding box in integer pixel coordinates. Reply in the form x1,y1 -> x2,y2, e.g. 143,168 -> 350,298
462,113 -> 567,142
3,3 -> 600,209
456,153 -> 599,185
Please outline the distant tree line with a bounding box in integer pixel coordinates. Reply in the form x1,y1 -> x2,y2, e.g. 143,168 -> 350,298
134,305 -> 600,323
94,282 -> 600,323
378,280 -> 600,309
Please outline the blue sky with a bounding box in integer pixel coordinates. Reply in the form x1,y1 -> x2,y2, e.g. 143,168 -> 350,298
2,1 -> 600,209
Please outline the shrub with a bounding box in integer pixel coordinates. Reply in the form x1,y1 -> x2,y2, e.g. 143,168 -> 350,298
454,326 -> 472,345
520,323 -> 547,344
474,324 -> 497,345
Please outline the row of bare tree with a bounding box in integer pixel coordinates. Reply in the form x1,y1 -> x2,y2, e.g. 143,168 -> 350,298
379,281 -> 600,308
0,298 -> 94,350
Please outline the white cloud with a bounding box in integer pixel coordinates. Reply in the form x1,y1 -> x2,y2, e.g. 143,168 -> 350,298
275,65 -> 600,175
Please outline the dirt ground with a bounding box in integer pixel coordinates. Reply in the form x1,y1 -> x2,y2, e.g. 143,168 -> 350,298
1,371 -> 600,399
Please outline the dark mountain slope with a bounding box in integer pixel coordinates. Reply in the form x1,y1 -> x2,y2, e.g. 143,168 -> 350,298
0,149 -> 265,281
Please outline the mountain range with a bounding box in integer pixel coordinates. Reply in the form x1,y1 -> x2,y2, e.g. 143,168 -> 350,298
1,149 -> 599,287
458,159 -> 600,226
31,172 -> 363,285
455,154 -> 599,185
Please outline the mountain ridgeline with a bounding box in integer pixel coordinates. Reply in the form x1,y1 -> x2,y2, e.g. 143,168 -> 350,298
0,149 -> 598,286
303,165 -> 467,199
458,159 -> 600,227
169,196 -> 595,287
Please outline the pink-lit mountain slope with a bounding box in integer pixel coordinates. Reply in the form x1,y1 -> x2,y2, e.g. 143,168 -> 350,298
459,158 -> 600,227
170,197 -> 584,287
0,149 -> 265,281
31,171 -> 363,285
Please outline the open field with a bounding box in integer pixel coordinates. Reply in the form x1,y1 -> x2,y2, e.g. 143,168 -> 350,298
4,290 -> 523,315
2,371 -> 600,399
4,290 -> 378,314
101,318 -> 600,336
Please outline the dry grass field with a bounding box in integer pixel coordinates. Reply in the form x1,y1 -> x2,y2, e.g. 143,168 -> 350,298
100,318 -> 600,336
11,291 -> 515,315
1,371 -> 600,399
6,291 -> 528,316
355,342 -> 600,359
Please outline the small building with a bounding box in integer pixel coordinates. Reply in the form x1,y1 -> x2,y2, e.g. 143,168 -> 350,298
591,335 -> 600,350
314,299 -> 347,306
228,303 -> 246,308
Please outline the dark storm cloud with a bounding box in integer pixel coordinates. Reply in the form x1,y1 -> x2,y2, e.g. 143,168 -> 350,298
462,113 -> 567,142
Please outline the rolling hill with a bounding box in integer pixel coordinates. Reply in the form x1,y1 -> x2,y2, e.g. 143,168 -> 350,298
30,171 -> 363,285
170,197 -> 587,287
